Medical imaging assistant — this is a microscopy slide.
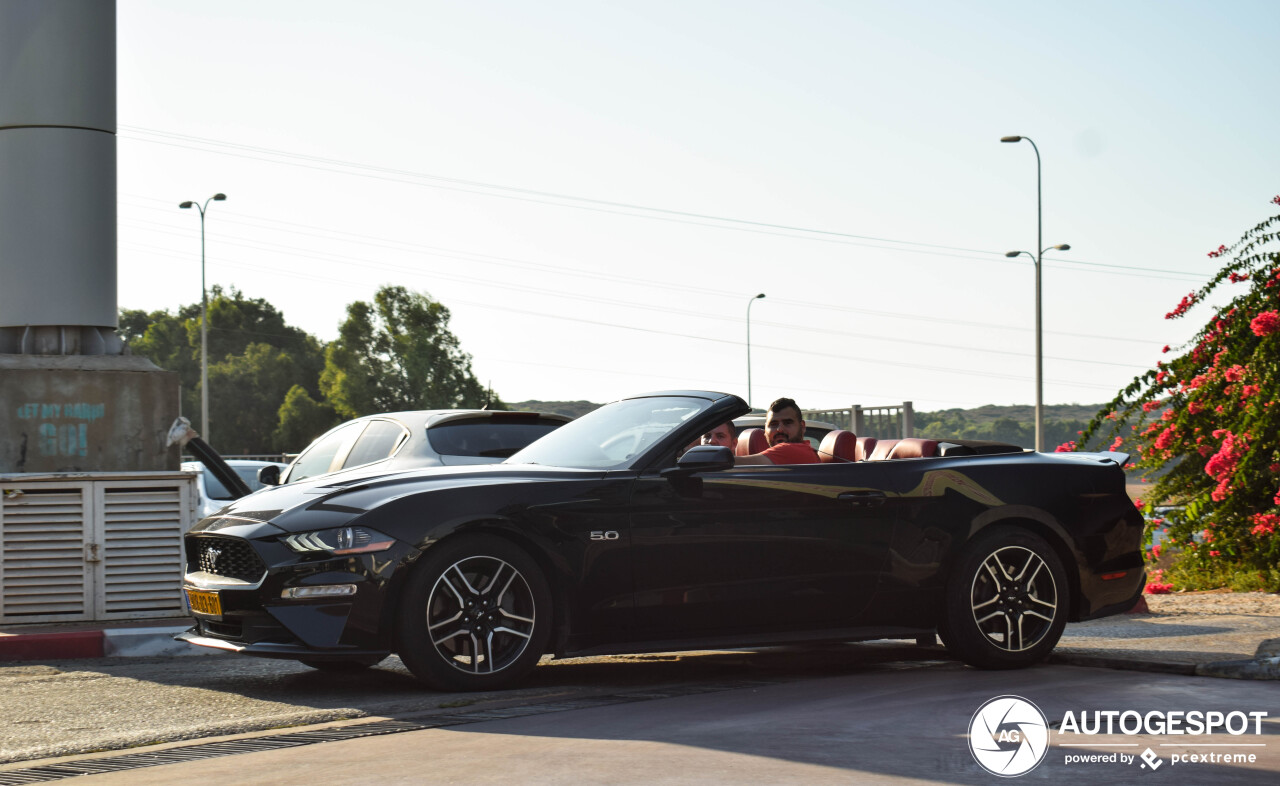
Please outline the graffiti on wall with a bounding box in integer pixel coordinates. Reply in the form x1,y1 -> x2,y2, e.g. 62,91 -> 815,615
14,402 -> 106,457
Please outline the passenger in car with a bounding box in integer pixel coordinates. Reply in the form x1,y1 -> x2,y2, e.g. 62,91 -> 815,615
700,421 -> 737,449
735,397 -> 820,465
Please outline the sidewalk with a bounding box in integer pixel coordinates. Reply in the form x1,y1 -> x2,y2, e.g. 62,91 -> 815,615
3,594 -> 1278,678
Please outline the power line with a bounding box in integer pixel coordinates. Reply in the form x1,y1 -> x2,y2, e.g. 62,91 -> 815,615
118,228 -> 1155,369
120,240 -> 1131,392
119,202 -> 1169,348
119,127 -> 1209,282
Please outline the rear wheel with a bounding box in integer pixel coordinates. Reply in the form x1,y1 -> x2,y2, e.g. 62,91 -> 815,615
940,526 -> 1067,669
396,534 -> 551,691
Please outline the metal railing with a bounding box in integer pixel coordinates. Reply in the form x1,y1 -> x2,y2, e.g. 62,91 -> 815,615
805,402 -> 914,440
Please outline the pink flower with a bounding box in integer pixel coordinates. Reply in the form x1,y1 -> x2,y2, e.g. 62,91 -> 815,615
1166,292 -> 1198,320
1109,436 -> 1124,451
1188,400 -> 1204,415
1133,498 -> 1144,509
1055,440 -> 1076,453
1207,244 -> 1227,259
1145,582 -> 1173,594
1209,550 -> 1220,557
1224,365 -> 1246,382
1229,272 -> 1250,283
1250,311 -> 1280,337
1151,544 -> 1162,559
1161,344 -> 1171,353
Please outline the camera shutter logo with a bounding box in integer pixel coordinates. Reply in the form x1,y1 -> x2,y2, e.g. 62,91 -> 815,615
968,695 -> 1050,777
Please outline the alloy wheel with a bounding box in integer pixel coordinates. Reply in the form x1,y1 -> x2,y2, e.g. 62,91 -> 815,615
968,545 -> 1058,652
426,555 -> 537,674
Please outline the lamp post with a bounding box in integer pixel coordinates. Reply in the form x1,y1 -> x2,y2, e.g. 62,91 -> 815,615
1005,244 -> 1071,452
746,293 -> 765,408
179,193 -> 226,447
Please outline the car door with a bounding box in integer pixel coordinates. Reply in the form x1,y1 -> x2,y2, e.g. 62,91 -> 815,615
627,461 -> 900,639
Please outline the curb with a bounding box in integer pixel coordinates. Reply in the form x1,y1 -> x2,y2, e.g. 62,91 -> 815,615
0,625 -> 217,663
0,630 -> 104,661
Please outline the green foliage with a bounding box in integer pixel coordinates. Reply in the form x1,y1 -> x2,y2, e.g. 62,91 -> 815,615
273,384 -> 339,453
207,343 -> 310,455
914,407 -> 1088,448
1080,199 -> 1280,581
319,286 -> 494,418
122,287 -> 327,447
510,400 -> 602,419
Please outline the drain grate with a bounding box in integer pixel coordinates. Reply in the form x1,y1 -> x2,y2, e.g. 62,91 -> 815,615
0,681 -> 776,784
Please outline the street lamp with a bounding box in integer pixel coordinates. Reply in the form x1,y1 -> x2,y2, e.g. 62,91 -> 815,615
746,293 -> 765,408
179,193 -> 227,447
1005,244 -> 1071,452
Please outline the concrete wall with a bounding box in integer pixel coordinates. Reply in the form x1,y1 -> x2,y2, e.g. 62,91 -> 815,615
0,356 -> 180,472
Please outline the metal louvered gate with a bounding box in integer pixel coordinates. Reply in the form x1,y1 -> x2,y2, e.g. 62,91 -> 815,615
0,473 -> 195,624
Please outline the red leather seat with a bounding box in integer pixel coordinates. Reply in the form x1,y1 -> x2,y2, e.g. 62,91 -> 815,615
818,430 -> 859,463
868,437 -> 938,460
736,428 -> 768,456
855,436 -> 877,462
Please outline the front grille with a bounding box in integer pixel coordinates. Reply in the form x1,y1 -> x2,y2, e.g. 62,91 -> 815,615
190,536 -> 266,582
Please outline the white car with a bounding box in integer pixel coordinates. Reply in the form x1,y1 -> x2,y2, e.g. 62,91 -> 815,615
276,409 -> 571,485
182,459 -> 289,520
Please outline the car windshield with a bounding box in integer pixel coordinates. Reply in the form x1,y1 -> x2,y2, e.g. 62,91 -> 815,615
507,396 -> 710,470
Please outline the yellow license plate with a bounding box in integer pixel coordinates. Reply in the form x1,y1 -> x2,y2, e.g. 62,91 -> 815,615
186,588 -> 222,616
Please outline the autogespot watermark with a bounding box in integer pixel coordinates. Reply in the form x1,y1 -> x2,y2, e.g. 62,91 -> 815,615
968,695 -> 1050,777
969,696 -> 1271,777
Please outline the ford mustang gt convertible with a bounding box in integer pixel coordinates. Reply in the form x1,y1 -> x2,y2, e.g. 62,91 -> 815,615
178,391 -> 1144,690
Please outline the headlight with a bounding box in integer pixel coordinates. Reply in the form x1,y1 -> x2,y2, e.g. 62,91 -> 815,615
282,526 -> 395,555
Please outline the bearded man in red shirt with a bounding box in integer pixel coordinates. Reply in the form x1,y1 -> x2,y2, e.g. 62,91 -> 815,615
735,397 -> 820,465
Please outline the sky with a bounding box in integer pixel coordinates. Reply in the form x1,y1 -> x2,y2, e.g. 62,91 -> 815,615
113,0 -> 1280,413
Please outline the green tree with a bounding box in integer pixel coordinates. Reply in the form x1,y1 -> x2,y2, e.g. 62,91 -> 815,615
273,384 -> 340,453
120,287 -> 326,451
320,286 -> 496,417
1080,196 -> 1280,589
207,343 -> 310,454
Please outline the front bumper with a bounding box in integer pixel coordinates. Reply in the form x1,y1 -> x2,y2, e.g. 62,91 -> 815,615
181,528 -> 418,658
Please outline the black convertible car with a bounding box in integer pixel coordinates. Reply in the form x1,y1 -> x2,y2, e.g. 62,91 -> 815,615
179,391 -> 1144,690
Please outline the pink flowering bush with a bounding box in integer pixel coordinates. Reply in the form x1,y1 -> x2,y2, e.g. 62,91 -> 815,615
1079,195 -> 1280,589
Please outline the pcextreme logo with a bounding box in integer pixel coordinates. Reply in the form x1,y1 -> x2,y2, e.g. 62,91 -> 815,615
969,696 -> 1271,777
968,695 -> 1050,777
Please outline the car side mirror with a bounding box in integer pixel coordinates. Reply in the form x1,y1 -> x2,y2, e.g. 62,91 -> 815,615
257,465 -> 282,486
664,445 -> 735,476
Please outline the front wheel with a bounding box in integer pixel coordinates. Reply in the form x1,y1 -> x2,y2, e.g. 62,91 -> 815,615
396,534 -> 552,691
939,526 -> 1068,669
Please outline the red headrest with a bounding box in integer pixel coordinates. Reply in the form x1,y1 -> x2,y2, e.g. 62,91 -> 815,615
736,428 -> 768,456
867,439 -> 898,461
891,438 -> 938,459
867,437 -> 939,460
855,436 -> 878,462
818,430 -> 859,463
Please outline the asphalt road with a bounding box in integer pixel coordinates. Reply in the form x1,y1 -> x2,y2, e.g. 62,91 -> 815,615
0,642 -> 949,764
2,652 -> 1277,785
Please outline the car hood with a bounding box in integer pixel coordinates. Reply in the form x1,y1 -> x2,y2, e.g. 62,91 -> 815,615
194,462 -> 608,533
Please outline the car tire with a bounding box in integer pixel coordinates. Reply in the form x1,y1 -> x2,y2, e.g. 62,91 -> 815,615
299,656 -> 384,672
396,533 -> 552,691
940,525 -> 1067,670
